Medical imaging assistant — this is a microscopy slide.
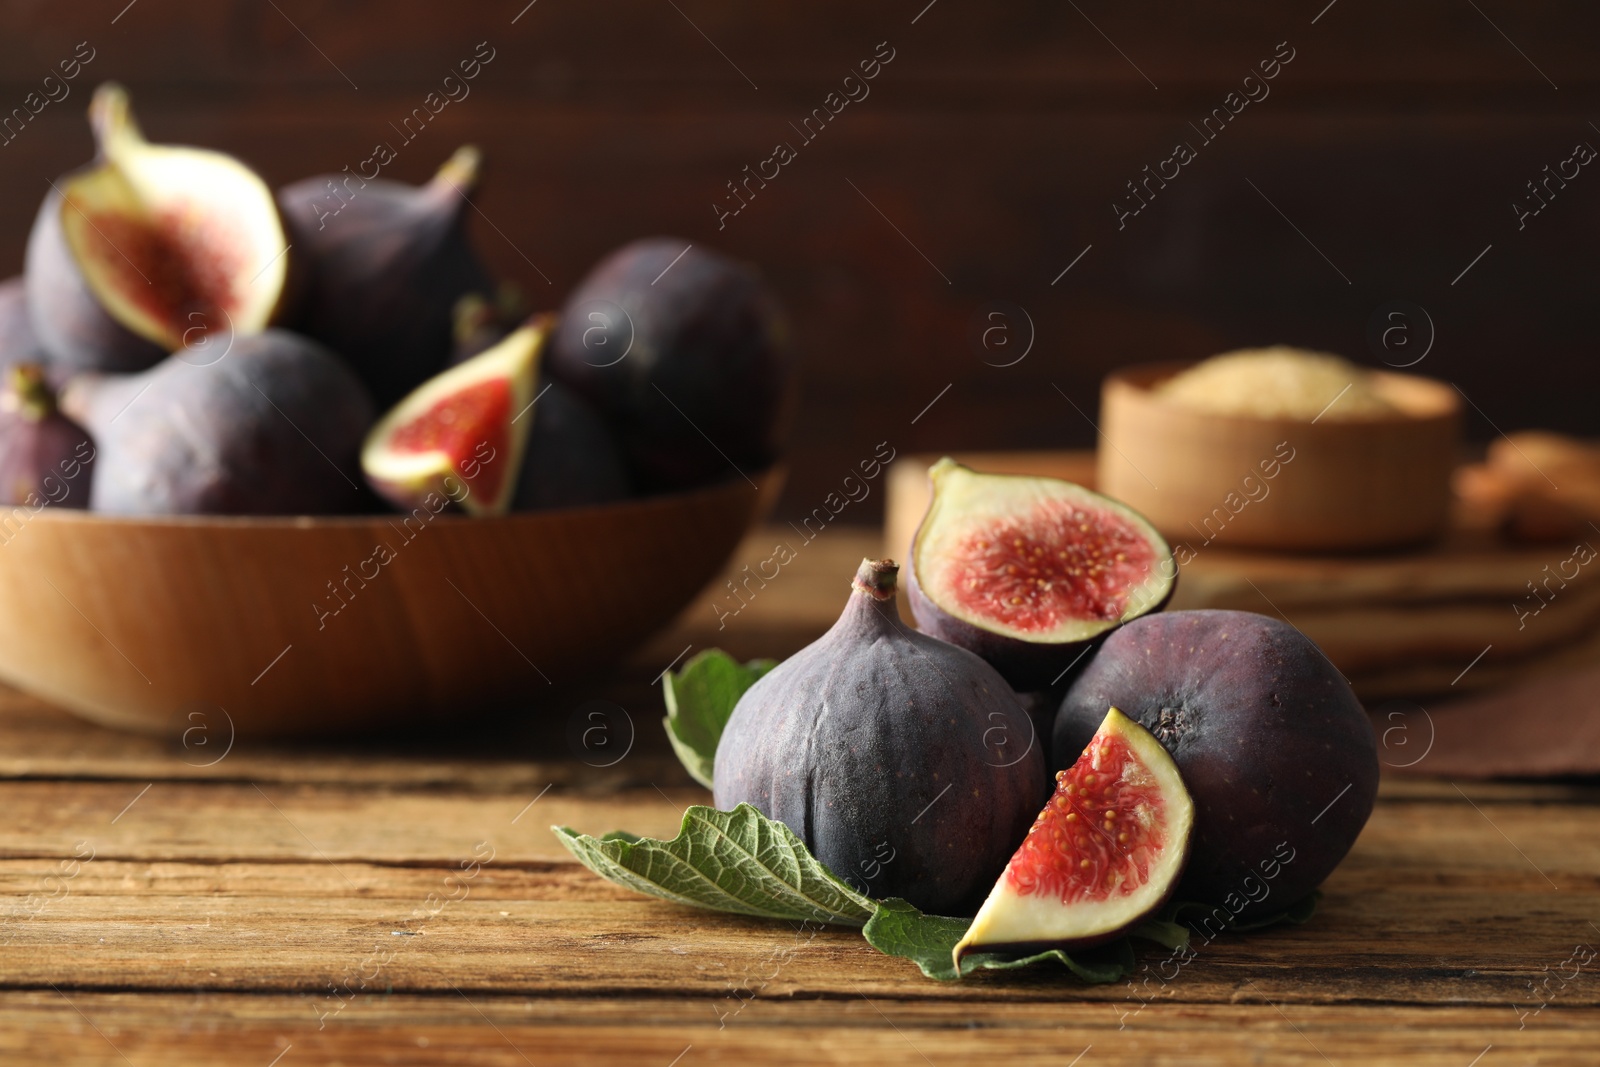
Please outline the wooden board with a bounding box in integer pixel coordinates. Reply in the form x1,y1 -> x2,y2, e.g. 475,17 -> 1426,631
3,528 -> 1600,1064
887,452 -> 1600,700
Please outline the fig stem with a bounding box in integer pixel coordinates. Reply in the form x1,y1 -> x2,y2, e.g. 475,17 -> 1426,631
430,145 -> 483,200
88,82 -> 144,161
452,293 -> 495,345
3,365 -> 56,422
851,558 -> 899,602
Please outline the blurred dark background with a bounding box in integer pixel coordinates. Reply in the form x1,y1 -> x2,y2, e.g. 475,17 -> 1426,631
2,1 -> 1597,524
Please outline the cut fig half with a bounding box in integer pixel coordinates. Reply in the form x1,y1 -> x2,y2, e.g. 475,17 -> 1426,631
27,83 -> 291,371
907,458 -> 1177,688
362,314 -> 552,516
954,707 -> 1193,965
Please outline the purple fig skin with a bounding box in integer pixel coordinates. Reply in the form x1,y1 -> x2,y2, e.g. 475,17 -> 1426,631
1012,688 -> 1062,754
1051,610 -> 1379,919
547,238 -> 795,492
0,277 -> 49,368
714,559 -> 1048,916
60,329 -> 375,516
512,380 -> 631,511
279,148 -> 492,408
906,560 -> 1175,691
0,366 -> 96,509
24,189 -> 167,374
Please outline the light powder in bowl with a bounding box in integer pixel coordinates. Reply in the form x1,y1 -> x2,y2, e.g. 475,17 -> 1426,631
1155,346 -> 1396,421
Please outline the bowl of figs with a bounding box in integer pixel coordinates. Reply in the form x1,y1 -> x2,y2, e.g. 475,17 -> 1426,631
0,84 -> 793,737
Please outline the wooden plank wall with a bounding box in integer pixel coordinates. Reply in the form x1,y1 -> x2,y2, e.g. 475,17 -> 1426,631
1,1 -> 1597,524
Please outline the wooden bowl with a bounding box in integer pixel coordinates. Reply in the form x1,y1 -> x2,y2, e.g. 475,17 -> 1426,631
1098,364 -> 1460,551
0,474 -> 779,737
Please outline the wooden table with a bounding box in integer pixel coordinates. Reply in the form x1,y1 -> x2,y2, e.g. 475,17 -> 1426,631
4,526 -> 1597,1065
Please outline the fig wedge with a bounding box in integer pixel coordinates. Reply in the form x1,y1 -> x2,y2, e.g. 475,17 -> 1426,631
907,458 -> 1177,689
26,83 -> 291,372
362,314 -> 551,516
954,707 -> 1193,965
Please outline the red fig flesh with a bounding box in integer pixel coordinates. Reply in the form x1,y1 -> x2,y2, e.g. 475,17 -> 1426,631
25,84 -> 291,373
955,707 -> 1193,964
362,315 -> 549,516
279,147 -> 492,407
908,458 -> 1176,688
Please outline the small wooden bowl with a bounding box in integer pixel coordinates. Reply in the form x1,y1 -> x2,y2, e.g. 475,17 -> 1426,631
0,474 -> 778,737
1097,364 -> 1460,551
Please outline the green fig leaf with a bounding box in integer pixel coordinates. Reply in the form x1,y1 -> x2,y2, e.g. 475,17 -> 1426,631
556,800 -> 1312,988
860,898 -> 1146,983
1129,917 -> 1193,951
662,650 -> 776,789
553,803 -> 875,926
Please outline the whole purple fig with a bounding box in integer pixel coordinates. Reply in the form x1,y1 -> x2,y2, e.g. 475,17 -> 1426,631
547,238 -> 795,492
714,558 -> 1047,915
0,364 -> 96,509
279,146 -> 493,407
512,380 -> 631,511
1053,610 -> 1378,918
61,329 -> 373,516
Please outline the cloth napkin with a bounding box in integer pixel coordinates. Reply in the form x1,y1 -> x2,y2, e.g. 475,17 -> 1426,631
1380,666 -> 1600,779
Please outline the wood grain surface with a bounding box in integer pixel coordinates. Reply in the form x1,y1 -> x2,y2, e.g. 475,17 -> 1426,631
3,524 -> 1598,1064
